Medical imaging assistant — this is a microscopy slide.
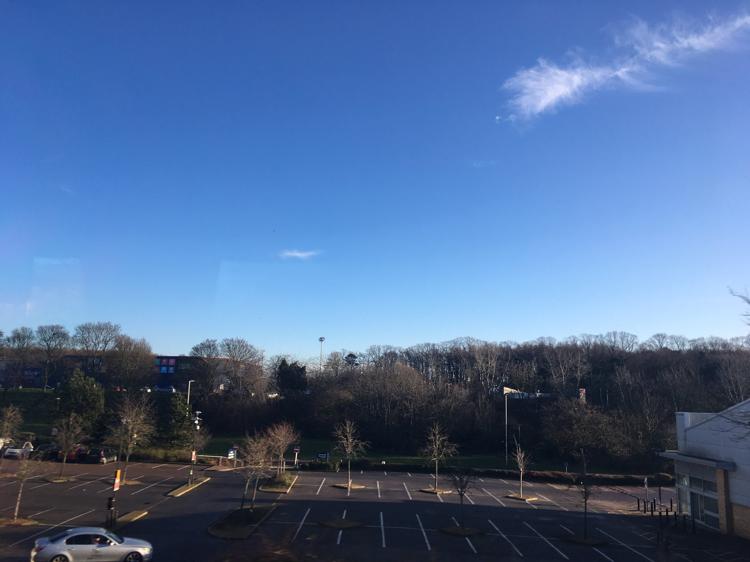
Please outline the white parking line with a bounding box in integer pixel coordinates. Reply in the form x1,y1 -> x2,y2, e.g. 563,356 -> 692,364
403,482 -> 412,500
407,472 -> 412,477
437,492 -> 444,503
291,507 -> 311,542
151,463 -> 167,469
482,488 -> 506,507
524,521 -> 569,560
465,492 -> 475,505
67,475 -> 109,490
451,517 -> 477,554
561,526 -> 613,562
547,482 -> 566,491
9,509 -> 96,547
29,507 -> 55,518
316,478 -> 326,496
379,512 -> 386,548
30,482 -> 51,490
377,481 -> 381,499
500,478 -> 509,485
478,477 -> 485,483
488,519 -> 523,557
176,465 -> 190,471
336,509 -> 347,545
538,493 -> 569,511
130,476 -> 173,495
596,528 -> 655,562
384,471 -> 387,476
416,514 -> 431,551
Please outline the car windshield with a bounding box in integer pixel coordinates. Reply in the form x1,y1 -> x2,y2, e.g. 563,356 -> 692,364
107,532 -> 124,544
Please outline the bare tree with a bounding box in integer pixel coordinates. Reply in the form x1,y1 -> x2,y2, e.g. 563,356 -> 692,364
12,458 -> 39,521
240,433 -> 271,510
73,322 -> 121,375
0,405 -> 23,471
109,394 -> 155,481
55,413 -> 85,478
221,338 -> 265,397
718,354 -> 750,404
6,327 -> 35,386
422,422 -> 457,493
36,325 -> 70,390
514,440 -> 529,498
190,338 -> 223,394
451,469 -> 475,529
334,420 -> 369,494
265,422 -> 299,477
108,335 -> 153,388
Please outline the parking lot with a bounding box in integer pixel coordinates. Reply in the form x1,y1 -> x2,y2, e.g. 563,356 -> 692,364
1,462 -> 749,561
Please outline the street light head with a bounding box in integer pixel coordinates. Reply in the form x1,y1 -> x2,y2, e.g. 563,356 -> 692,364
319,336 -> 325,343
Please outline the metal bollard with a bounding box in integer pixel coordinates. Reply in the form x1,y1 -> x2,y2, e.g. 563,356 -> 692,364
637,498 -> 641,510
651,503 -> 654,516
670,497 -> 673,512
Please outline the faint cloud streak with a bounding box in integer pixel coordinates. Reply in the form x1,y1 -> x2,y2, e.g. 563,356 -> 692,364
502,12 -> 750,121
279,249 -> 321,260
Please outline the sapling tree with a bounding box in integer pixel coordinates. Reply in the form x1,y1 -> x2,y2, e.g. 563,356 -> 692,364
514,439 -> 529,498
13,458 -> 39,521
422,422 -> 457,493
451,469 -> 475,529
109,394 -> 155,482
55,413 -> 84,478
240,433 -> 271,510
334,420 -> 369,495
0,405 -> 23,471
266,422 -> 299,478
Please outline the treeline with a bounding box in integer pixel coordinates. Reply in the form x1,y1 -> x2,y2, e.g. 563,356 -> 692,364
2,323 -> 749,469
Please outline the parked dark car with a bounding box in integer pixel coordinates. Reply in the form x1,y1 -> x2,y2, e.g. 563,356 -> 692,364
32,443 -> 61,461
86,447 -> 118,464
61,445 -> 89,463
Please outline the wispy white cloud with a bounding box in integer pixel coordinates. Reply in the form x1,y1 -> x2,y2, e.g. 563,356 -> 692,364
279,249 -> 321,260
502,12 -> 750,121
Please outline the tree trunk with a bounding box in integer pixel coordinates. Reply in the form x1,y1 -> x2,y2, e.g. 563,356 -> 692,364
241,477 -> 250,509
123,452 -> 131,482
251,476 -> 259,510
435,460 -> 439,492
520,471 -> 523,498
347,458 -> 352,494
583,495 -> 588,539
13,479 -> 25,521
59,455 -> 67,477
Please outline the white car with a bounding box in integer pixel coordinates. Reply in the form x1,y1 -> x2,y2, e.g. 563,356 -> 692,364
3,441 -> 33,459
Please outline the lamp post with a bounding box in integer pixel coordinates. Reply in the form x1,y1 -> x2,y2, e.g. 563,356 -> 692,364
189,411 -> 202,486
318,337 -> 325,371
186,379 -> 196,412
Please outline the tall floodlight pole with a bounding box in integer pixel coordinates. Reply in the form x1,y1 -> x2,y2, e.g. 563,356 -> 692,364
505,392 -> 509,466
319,337 -> 325,371
187,379 -> 196,411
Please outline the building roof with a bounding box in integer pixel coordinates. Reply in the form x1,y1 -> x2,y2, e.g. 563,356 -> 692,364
659,450 -> 737,470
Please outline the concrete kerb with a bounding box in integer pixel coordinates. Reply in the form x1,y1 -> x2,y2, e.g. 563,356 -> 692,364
166,476 -> 211,497
115,510 -> 148,528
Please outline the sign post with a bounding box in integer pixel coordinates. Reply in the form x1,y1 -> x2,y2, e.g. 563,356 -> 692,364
293,446 -> 300,467
107,469 -> 121,528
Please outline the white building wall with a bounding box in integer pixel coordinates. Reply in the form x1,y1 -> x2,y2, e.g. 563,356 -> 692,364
682,401 -> 750,508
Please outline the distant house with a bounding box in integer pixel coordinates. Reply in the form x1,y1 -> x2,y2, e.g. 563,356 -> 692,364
660,399 -> 750,538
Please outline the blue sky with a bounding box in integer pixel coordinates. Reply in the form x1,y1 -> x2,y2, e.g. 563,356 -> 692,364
2,1 -> 749,357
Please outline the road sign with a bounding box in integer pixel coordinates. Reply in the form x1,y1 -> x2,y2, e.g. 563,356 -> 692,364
113,469 -> 121,492
227,448 -> 237,460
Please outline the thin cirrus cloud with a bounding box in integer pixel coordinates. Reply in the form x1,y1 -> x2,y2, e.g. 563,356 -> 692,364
502,12 -> 750,121
279,249 -> 321,260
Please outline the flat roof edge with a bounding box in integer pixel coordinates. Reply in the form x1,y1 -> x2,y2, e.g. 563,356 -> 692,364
659,450 -> 736,471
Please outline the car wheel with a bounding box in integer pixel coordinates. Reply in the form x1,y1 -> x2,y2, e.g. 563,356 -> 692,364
124,552 -> 143,562
50,556 -> 69,562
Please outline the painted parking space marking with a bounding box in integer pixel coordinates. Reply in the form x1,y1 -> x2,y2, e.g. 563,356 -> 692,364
416,514 -> 431,551
379,511 -> 386,548
523,521 -> 569,560
291,507 -> 311,542
377,480 -> 381,499
452,516 -> 477,554
559,526 -> 615,562
488,519 -> 523,557
130,476 -> 172,495
407,472 -> 412,477
9,508 -> 96,548
596,528 -> 655,562
403,482 -> 412,500
30,482 -> 52,490
336,509 -> 347,545
316,477 -> 326,496
28,507 -> 55,518
538,493 -> 568,511
436,492 -> 444,503
176,465 -> 190,471
482,487 -> 506,507
465,492 -> 475,505
151,463 -> 167,469
67,474 -> 109,491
